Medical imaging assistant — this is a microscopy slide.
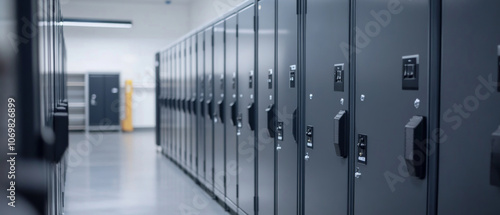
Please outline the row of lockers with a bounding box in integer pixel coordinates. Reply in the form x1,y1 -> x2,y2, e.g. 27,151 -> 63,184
155,0 -> 500,214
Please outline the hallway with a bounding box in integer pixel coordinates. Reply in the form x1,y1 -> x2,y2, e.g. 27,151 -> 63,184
64,130 -> 228,215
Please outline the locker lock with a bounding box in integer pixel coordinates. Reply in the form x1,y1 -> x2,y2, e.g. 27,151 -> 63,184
402,55 -> 419,90
289,65 -> 296,88
357,134 -> 367,164
334,64 -> 345,92
306,126 -> 314,149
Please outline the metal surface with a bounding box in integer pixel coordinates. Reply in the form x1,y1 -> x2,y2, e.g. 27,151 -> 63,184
197,31 -> 207,183
190,36 -> 198,176
224,14 -> 239,212
213,20 -> 227,201
354,0 -> 430,214
257,0 -> 276,214
237,4 -> 256,215
303,0 -> 350,214
275,0 -> 298,214
205,27 -> 215,191
438,0 -> 500,214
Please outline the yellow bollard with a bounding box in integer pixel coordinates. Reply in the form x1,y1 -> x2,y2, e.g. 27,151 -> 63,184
122,80 -> 134,132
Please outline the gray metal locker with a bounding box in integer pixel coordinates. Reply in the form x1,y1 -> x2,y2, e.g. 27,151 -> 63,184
237,4 -> 256,215
185,38 -> 193,174
167,49 -> 173,159
224,13 -> 239,212
155,53 -> 161,147
275,0 -> 299,214
180,40 -> 187,169
88,73 -> 120,130
256,0 -> 276,214
303,0 -> 350,214
354,0 -> 430,214
197,31 -> 206,183
174,44 -> 180,162
438,0 -> 500,214
190,35 -> 198,176
213,21 -> 227,201
205,26 -> 215,191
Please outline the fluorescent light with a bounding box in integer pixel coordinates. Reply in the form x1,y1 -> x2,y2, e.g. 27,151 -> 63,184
62,19 -> 132,29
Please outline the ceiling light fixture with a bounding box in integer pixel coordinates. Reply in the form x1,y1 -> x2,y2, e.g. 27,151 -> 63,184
62,19 -> 133,29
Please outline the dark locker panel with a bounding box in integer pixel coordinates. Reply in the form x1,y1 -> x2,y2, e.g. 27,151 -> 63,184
257,0 -> 276,214
303,0 -> 350,214
275,0 -> 298,213
438,0 -> 500,214
163,50 -> 169,156
173,44 -> 179,162
197,31 -> 206,183
213,21 -> 226,201
88,75 -> 105,126
180,40 -> 187,169
354,0 -> 430,214
155,53 -> 161,146
167,49 -> 173,158
224,14 -> 238,212
205,27 -> 215,191
185,39 -> 192,173
190,36 -> 198,175
104,75 -> 120,126
88,74 -> 120,129
237,5 -> 256,215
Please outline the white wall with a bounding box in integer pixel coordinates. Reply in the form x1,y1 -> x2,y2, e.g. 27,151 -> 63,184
188,0 -> 248,30
62,0 -> 247,128
63,0 -> 191,128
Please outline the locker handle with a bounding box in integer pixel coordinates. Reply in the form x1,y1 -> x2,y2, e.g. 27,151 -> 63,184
266,104 -> 275,138
191,99 -> 197,115
200,99 -> 205,117
248,103 -> 256,131
187,99 -> 192,114
218,99 -> 225,124
491,126 -> 500,187
52,106 -> 68,163
230,102 -> 237,126
292,109 -> 297,142
334,110 -> 348,158
207,100 -> 214,120
404,116 -> 427,179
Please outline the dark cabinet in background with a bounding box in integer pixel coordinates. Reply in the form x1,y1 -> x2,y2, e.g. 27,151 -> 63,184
88,73 -> 120,130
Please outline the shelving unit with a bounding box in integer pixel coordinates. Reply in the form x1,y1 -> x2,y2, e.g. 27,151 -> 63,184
67,73 -> 87,131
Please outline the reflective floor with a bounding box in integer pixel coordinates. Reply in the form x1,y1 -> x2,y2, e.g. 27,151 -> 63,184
65,129 -> 228,215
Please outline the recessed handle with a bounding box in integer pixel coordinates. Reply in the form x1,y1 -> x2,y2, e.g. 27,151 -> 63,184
199,99 -> 205,117
266,104 -> 276,138
248,103 -> 255,131
491,126 -> 500,187
292,109 -> 298,142
207,100 -> 214,120
334,110 -> 348,158
405,116 -> 427,179
230,102 -> 237,126
218,99 -> 225,124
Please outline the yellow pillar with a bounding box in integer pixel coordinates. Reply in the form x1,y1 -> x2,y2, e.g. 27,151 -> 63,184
122,80 -> 134,132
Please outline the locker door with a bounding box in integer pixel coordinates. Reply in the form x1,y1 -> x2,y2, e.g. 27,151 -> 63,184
439,0 -> 500,214
155,53 -> 161,147
213,21 -> 226,201
104,74 -> 120,126
186,37 -> 193,174
237,5 -> 256,215
167,49 -> 172,158
224,14 -> 238,212
163,50 -> 169,156
354,1 -> 430,214
276,0 -> 298,213
180,41 -> 187,169
89,74 -> 105,126
174,44 -> 180,162
205,27 -> 215,191
257,0 -> 276,214
304,0 -> 350,214
190,35 -> 198,176
197,31 -> 206,182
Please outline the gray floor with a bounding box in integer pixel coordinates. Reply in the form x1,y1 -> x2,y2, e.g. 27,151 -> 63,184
64,130 -> 228,215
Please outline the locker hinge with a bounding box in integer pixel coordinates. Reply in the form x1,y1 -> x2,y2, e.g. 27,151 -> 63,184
236,24 -> 239,38
236,184 -> 239,198
254,196 -> 259,212
253,15 -> 256,32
